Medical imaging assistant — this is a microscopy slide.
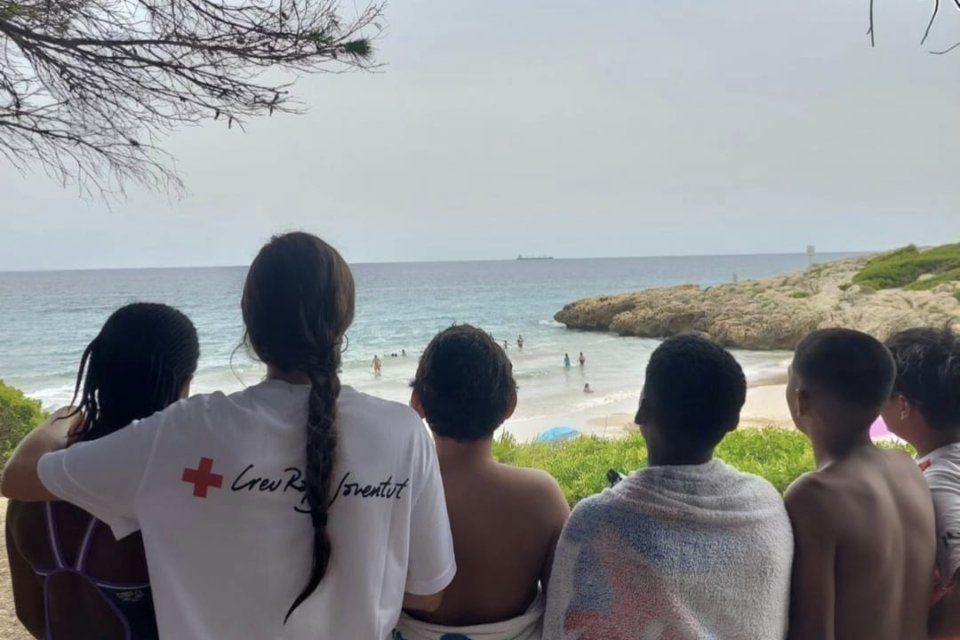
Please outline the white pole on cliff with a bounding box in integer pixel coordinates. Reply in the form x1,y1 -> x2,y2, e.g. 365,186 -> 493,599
806,245 -> 816,267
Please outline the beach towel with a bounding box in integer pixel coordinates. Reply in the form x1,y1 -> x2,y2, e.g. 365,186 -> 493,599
542,459 -> 793,640
393,592 -> 544,640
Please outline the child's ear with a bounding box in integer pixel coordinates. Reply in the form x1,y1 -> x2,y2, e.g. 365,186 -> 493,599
635,396 -> 649,426
410,390 -> 426,419
504,390 -> 518,421
179,375 -> 193,400
726,415 -> 739,434
794,388 -> 811,418
897,395 -> 913,422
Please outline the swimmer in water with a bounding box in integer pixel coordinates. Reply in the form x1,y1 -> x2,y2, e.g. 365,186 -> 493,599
372,354 -> 382,377
583,383 -> 593,394
578,352 -> 585,367
564,353 -> 571,369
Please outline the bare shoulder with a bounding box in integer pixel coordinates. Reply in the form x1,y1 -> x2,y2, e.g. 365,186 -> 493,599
879,447 -> 924,473
496,464 -> 570,521
784,471 -> 839,526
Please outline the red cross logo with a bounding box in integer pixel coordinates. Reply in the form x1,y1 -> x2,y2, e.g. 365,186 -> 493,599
182,457 -> 224,498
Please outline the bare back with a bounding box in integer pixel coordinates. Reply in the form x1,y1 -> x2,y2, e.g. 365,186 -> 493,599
786,447 -> 936,640
412,460 -> 570,627
6,500 -> 158,639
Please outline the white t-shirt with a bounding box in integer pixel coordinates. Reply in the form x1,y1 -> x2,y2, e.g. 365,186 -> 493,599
38,381 -> 456,640
919,442 -> 960,581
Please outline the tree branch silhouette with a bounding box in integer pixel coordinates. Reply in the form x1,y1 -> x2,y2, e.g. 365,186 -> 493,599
0,0 -> 383,196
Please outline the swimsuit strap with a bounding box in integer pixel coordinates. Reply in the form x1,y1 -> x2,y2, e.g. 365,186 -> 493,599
44,503 -> 67,570
74,516 -> 99,573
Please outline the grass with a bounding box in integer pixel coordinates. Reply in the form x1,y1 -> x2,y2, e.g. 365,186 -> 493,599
494,428 -> 912,505
853,244 -> 960,291
0,380 -> 47,468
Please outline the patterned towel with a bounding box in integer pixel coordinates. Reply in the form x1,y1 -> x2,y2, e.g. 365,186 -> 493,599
393,592 -> 544,640
543,459 -> 793,640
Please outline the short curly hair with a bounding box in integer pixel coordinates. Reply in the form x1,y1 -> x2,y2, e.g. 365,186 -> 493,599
642,335 -> 746,447
793,328 -> 895,414
412,325 -> 516,442
886,325 -> 960,431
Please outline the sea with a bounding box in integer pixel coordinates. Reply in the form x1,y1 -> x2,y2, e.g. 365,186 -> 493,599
0,253 -> 854,440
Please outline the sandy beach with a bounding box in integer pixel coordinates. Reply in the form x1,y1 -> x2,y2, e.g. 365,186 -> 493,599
502,377 -> 794,442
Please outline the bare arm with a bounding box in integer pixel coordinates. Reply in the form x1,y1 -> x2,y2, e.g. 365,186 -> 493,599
0,408 -> 78,502
930,570 -> 960,638
403,591 -> 444,613
785,480 -> 837,640
6,504 -> 44,638
538,476 -> 571,595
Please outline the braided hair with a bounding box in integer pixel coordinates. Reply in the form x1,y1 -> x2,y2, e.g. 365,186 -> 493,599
241,232 -> 355,621
70,303 -> 199,443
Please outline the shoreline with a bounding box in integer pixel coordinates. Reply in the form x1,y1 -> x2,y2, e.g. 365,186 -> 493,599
501,376 -> 795,443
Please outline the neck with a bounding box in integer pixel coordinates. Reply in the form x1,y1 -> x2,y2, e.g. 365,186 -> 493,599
266,367 -> 310,385
810,425 -> 874,468
647,446 -> 714,467
914,427 -> 960,458
434,435 -> 494,470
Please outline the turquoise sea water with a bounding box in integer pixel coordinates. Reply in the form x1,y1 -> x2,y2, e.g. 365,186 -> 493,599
0,254 -> 853,438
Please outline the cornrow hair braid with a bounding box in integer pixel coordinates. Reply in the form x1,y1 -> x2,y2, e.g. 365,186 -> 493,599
285,349 -> 342,621
66,303 -> 200,443
65,340 -> 97,434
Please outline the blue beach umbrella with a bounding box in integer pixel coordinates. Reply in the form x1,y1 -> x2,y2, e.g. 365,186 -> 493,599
536,426 -> 581,442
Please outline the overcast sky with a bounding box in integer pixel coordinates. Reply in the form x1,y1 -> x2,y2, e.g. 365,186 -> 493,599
2,0 -> 959,270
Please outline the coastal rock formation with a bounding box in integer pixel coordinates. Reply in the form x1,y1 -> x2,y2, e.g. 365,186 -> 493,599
555,256 -> 960,350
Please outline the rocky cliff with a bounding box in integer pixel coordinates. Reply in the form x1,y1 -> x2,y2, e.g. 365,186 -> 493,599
554,256 -> 960,350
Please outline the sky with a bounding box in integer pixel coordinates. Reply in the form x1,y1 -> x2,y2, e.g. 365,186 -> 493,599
1,0 -> 960,270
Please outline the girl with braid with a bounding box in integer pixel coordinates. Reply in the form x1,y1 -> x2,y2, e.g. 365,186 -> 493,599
2,232 -> 456,639
6,302 -> 200,640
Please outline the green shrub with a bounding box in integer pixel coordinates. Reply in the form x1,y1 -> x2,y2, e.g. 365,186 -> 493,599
494,428 -> 912,505
853,244 -> 960,290
0,380 -> 47,468
905,267 -> 960,291
789,291 -> 811,299
838,283 -> 852,292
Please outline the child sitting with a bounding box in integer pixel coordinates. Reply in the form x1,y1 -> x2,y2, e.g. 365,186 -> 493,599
785,328 -> 936,640
543,335 -> 793,639
884,326 -> 960,638
396,325 -> 570,640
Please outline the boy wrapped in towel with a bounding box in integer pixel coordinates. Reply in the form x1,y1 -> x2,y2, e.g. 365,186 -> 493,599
543,335 -> 793,640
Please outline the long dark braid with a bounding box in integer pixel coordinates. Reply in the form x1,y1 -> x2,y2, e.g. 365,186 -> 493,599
241,232 -> 355,621
69,303 -> 200,443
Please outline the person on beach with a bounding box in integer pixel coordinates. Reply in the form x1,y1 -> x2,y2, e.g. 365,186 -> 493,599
5,303 -> 199,640
883,326 -> 960,638
517,335 -> 524,350
785,328 -> 936,640
578,353 -> 585,367
372,354 -> 382,377
1,232 -> 456,639
582,384 -> 592,394
396,325 -> 569,640
544,335 -> 793,639
563,354 -> 571,369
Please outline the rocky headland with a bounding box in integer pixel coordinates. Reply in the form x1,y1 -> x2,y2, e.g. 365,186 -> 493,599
555,250 -> 960,350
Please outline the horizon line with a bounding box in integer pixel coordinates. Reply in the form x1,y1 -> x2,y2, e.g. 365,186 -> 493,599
0,249 -> 873,275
